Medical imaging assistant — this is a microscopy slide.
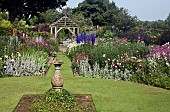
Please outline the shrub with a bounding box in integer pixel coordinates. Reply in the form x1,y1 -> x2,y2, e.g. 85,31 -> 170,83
67,37 -> 170,89
68,40 -> 149,69
67,39 -> 149,81
49,39 -> 59,55
131,56 -> 170,89
77,58 -> 132,81
32,88 -> 88,111
3,51 -> 48,77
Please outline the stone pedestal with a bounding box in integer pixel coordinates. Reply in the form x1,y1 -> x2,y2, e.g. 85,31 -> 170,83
51,60 -> 64,91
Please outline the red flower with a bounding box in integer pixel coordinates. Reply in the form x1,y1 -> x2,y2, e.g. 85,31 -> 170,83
91,60 -> 94,63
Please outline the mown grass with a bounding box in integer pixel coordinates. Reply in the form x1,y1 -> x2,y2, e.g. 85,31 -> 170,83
0,52 -> 170,112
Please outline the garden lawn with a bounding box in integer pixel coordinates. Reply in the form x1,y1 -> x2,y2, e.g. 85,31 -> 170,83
0,52 -> 170,112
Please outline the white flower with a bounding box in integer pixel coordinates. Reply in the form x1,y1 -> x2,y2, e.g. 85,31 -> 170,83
10,59 -> 15,62
102,54 -> 106,58
166,62 -> 170,67
17,52 -> 21,57
4,55 -> 8,58
131,56 -> 136,59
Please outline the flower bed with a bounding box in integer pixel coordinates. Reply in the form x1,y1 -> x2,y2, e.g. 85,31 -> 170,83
14,89 -> 96,112
0,34 -> 58,77
67,37 -> 170,89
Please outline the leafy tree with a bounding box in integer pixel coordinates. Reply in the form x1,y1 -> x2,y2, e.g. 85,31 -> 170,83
29,16 -> 38,26
73,0 -> 137,31
0,19 -> 12,28
151,20 -> 165,30
113,8 -> 137,32
165,13 -> 170,30
39,9 -> 61,24
61,8 -> 93,28
74,0 -> 111,26
0,0 -> 68,22
140,20 -> 165,30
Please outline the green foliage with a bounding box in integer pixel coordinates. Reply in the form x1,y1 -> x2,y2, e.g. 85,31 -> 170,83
4,50 -> 48,77
67,37 -> 170,89
74,0 -> 112,26
131,56 -> 170,89
102,30 -> 118,39
166,13 -> 170,30
0,19 -> 13,35
0,59 -> 5,77
145,57 -> 170,88
74,0 -> 137,31
0,35 -> 55,77
0,11 -> 8,20
32,88 -> 87,111
67,39 -> 150,82
0,0 -> 68,22
12,19 -> 28,30
49,39 -> 59,54
29,16 -> 38,26
0,19 -> 12,28
0,36 -> 10,57
71,12 -> 93,28
68,41 -> 149,68
39,9 -> 60,24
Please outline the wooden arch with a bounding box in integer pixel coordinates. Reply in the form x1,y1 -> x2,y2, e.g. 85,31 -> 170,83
50,15 -> 80,39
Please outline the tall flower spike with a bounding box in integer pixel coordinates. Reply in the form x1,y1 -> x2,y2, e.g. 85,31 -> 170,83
83,31 -> 87,43
76,33 -> 80,43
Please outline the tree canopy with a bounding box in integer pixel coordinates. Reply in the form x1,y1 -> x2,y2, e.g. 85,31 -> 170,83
73,0 -> 137,31
0,0 -> 68,22
165,13 -> 170,30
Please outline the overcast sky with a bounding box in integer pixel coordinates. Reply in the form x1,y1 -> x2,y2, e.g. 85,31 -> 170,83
65,0 -> 170,21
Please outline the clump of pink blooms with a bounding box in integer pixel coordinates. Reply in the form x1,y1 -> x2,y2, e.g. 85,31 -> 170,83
113,37 -> 128,44
146,42 -> 170,61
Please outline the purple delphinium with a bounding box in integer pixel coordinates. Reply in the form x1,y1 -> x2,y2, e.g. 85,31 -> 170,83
83,31 -> 87,43
76,31 -> 96,44
91,33 -> 95,45
76,33 -> 80,43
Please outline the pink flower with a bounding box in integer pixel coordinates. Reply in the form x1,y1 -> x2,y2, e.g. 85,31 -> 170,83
45,44 -> 48,46
137,59 -> 142,63
82,52 -> 85,55
94,40 -> 98,45
105,42 -> 109,45
112,62 -> 115,67
138,34 -> 141,40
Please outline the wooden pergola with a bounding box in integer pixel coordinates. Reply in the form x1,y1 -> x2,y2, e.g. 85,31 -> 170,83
50,15 -> 80,39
